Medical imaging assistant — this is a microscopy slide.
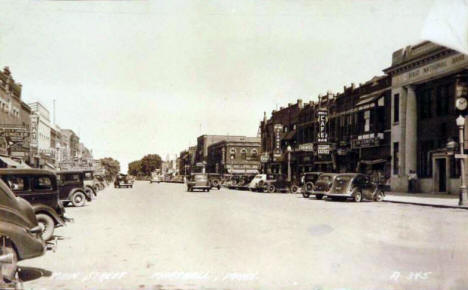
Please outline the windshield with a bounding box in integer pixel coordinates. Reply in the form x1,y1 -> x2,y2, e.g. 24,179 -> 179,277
335,175 -> 352,185
194,175 -> 207,181
253,175 -> 263,180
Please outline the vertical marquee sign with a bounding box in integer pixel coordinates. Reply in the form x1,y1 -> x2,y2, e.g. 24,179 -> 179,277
273,124 -> 283,160
317,109 -> 330,155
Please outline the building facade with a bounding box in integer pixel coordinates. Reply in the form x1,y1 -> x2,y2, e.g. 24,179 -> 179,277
384,41 -> 468,194
206,137 -> 261,174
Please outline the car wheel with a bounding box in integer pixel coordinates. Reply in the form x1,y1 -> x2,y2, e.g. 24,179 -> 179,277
71,191 -> 86,207
207,189 -> 210,192
302,192 -> 310,198
0,238 -> 18,283
316,194 -> 324,200
291,185 -> 299,193
85,188 -> 95,199
353,191 -> 362,202
36,213 -> 55,241
267,185 -> 276,193
374,191 -> 384,202
212,180 -> 219,188
217,185 -> 221,190
305,182 -> 314,192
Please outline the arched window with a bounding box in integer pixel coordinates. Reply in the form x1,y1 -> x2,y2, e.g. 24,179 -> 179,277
251,149 -> 258,159
230,148 -> 236,160
241,148 -> 247,160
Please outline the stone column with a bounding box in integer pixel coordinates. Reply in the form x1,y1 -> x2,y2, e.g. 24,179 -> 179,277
405,85 -> 417,178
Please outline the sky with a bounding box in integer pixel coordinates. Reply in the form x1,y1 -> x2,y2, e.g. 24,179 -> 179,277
0,0 -> 434,171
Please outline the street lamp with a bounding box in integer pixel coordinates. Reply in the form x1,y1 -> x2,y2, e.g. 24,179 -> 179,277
287,145 -> 292,182
456,115 -> 467,206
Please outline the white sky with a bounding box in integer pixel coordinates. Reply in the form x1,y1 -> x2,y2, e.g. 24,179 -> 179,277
0,0 -> 433,170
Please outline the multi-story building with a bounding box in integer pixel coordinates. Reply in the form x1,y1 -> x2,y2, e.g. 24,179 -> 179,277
206,137 -> 261,174
259,99 -> 303,174
0,66 -> 32,167
384,41 -> 468,194
29,102 -> 55,168
61,129 -> 80,159
179,146 -> 197,176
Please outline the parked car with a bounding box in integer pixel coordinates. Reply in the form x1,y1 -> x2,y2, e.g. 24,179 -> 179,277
56,170 -> 91,207
114,174 -> 134,188
0,178 -> 45,285
300,172 -> 322,197
0,169 -> 71,241
149,174 -> 161,184
82,170 -> 97,198
94,175 -> 106,191
186,174 -> 211,192
263,174 -> 295,193
248,174 -> 267,191
306,173 -> 337,199
326,173 -> 385,202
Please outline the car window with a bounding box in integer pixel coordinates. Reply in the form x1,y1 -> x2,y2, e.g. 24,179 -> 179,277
2,176 -> 29,191
318,175 -> 332,182
64,174 -> 81,183
84,172 -> 93,180
32,176 -> 54,190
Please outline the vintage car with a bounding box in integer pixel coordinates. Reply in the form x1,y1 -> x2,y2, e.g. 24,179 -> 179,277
0,169 -> 71,241
56,170 -> 92,207
114,174 -> 134,188
305,173 -> 337,199
0,178 -> 45,285
326,173 -> 385,202
94,175 -> 106,191
82,170 -> 97,198
263,174 -> 296,193
149,174 -> 161,184
186,174 -> 211,192
248,174 -> 267,191
300,172 -> 322,197
207,173 -> 222,189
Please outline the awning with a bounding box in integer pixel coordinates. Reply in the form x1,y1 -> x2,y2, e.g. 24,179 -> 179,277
355,88 -> 387,107
0,156 -> 23,168
360,159 -> 387,165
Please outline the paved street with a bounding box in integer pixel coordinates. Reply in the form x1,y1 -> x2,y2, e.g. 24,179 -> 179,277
21,181 -> 468,289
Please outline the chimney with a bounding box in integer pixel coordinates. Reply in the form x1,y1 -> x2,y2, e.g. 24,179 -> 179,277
297,99 -> 303,108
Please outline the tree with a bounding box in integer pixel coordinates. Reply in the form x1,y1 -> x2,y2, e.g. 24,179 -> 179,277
99,157 -> 120,181
140,154 -> 162,176
128,160 -> 143,176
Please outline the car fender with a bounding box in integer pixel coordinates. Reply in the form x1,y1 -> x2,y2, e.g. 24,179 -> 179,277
0,221 -> 45,261
31,204 -> 65,226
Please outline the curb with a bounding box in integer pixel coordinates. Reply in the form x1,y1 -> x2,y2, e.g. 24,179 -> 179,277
383,199 -> 468,210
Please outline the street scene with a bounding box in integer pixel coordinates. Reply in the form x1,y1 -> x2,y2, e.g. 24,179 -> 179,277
21,182 -> 468,289
1,0 -> 468,289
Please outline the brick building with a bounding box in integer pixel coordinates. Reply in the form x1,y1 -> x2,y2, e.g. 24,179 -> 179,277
207,137 -> 260,174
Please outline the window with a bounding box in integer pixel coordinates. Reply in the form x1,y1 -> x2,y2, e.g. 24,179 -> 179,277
393,142 -> 399,175
32,176 -> 53,190
230,148 -> 236,160
240,148 -> 247,160
251,149 -> 258,159
364,110 -> 370,132
417,141 -> 434,178
3,176 -> 28,191
393,94 -> 400,123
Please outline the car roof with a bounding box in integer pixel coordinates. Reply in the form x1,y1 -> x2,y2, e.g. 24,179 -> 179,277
0,168 -> 56,176
56,170 -> 86,174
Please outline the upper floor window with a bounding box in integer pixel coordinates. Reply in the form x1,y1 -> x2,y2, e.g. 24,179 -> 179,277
393,94 -> 400,123
240,148 -> 247,160
230,148 -> 236,160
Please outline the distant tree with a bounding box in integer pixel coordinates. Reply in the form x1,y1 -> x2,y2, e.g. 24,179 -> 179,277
99,157 -> 120,181
140,154 -> 162,176
128,160 -> 143,176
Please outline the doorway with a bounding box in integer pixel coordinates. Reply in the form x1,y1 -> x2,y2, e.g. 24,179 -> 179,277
435,158 -> 447,192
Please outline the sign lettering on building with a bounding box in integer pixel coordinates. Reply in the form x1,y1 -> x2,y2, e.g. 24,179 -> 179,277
273,124 -> 283,157
0,125 -> 30,155
317,144 -> 330,155
317,110 -> 328,144
393,53 -> 468,87
298,143 -> 314,152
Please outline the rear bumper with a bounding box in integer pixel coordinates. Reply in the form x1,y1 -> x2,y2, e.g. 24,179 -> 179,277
326,192 -> 352,197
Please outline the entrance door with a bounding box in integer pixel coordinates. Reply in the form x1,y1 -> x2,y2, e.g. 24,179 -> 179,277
436,158 -> 446,192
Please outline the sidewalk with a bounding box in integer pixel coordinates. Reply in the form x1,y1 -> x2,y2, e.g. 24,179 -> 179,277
384,192 -> 468,209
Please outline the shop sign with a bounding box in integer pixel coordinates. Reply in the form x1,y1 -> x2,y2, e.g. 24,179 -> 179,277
273,124 -> 283,156
352,137 -> 381,148
298,143 -> 314,152
317,110 -> 328,143
318,144 -> 330,155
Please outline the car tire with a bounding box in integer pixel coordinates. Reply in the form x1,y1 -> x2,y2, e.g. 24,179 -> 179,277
85,188 -> 95,199
353,191 -> 362,202
71,191 -> 86,207
267,185 -> 276,193
302,192 -> 310,198
217,185 -> 221,190
291,185 -> 299,193
36,213 -> 55,241
0,238 -> 18,283
316,194 -> 324,200
374,191 -> 384,202
305,182 -> 314,192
